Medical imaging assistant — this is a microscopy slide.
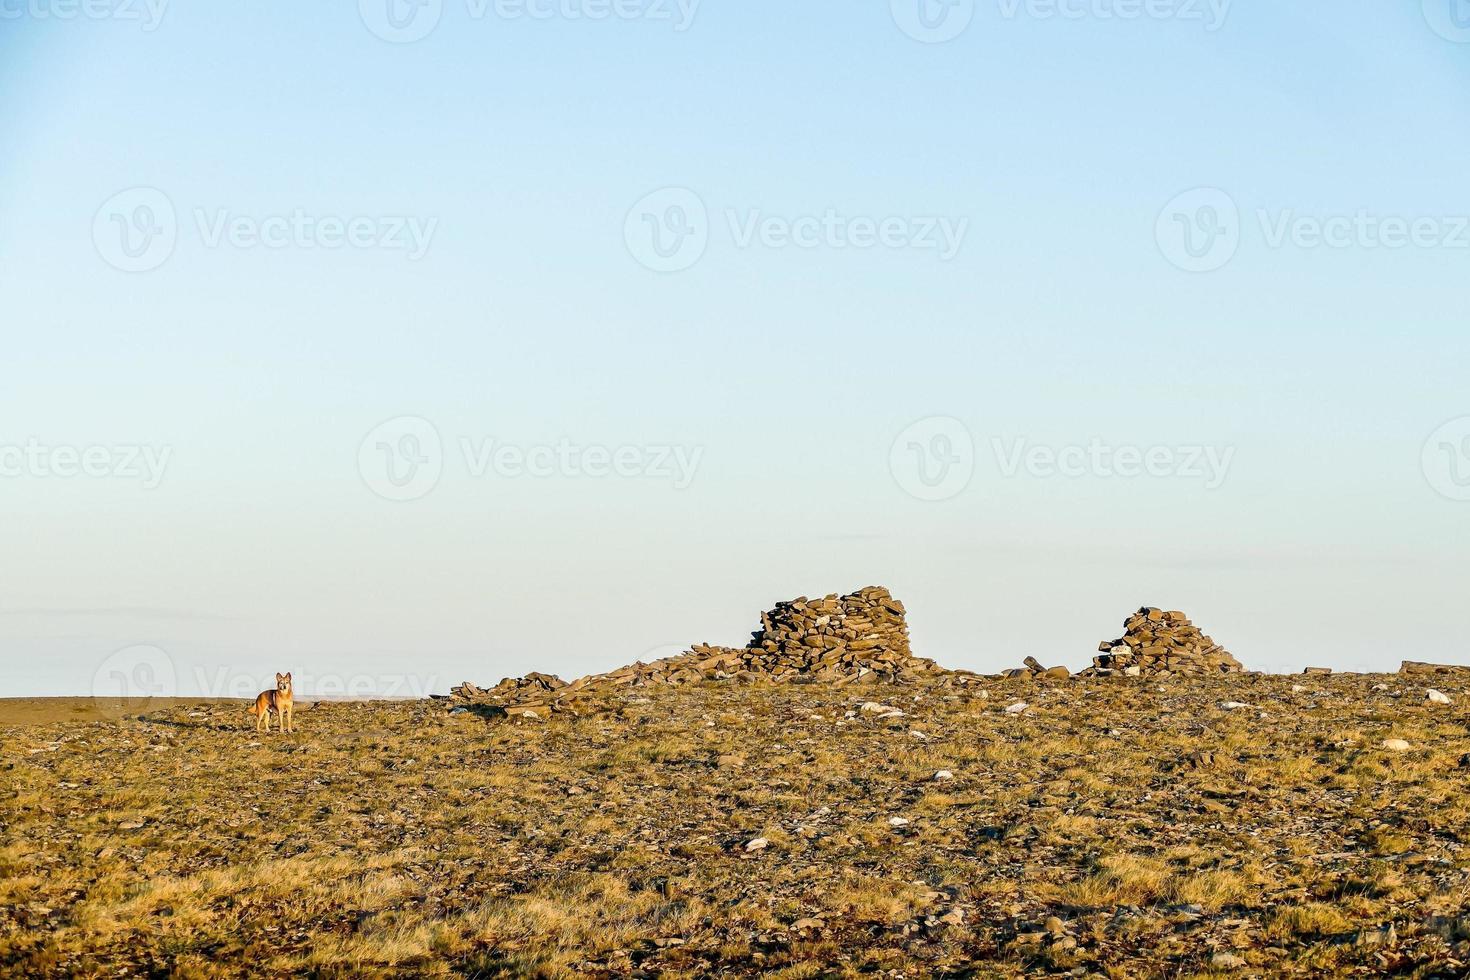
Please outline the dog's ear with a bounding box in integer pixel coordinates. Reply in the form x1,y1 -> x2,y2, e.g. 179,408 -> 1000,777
285,672 -> 292,681
276,672 -> 284,682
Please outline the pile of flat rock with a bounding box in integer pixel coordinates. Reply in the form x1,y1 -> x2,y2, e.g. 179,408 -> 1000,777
1080,607 -> 1243,678
448,586 -> 969,719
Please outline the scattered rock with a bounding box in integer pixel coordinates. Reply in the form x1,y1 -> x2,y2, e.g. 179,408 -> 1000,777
1019,656 -> 1071,680
1400,661 -> 1470,676
933,770 -> 954,781
1427,689 -> 1452,705
1381,739 -> 1413,752
1004,702 -> 1029,715
1353,923 -> 1397,948
1210,951 -> 1246,969
744,837 -> 769,853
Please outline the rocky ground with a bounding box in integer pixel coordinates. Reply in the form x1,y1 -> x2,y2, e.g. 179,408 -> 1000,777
3,674 -> 1470,978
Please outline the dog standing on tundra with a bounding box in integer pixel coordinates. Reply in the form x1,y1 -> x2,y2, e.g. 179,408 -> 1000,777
247,672 -> 294,733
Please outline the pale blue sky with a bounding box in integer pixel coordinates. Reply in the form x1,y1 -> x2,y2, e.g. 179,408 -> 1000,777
2,2 -> 1469,696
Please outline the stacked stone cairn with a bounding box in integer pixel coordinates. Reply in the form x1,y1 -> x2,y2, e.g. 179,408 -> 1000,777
1082,607 -> 1243,677
449,586 -> 970,719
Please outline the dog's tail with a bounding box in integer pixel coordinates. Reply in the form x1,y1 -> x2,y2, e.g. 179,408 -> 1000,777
247,702 -> 260,716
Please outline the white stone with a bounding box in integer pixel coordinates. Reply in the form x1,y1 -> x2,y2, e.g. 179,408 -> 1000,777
1004,702 -> 1029,714
1427,689 -> 1453,705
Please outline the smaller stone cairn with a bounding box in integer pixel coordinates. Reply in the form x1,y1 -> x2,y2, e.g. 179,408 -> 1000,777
1082,607 -> 1242,678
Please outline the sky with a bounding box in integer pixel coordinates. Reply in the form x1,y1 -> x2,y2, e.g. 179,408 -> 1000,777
2,1 -> 1469,698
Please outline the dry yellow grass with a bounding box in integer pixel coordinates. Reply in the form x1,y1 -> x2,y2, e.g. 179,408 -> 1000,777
2,673 -> 1470,977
